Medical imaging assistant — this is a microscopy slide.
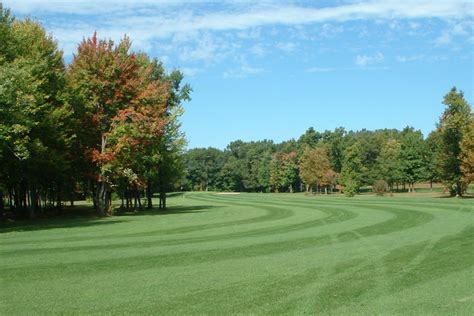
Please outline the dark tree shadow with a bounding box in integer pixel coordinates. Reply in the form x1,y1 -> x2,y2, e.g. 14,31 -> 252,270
436,194 -> 474,199
166,192 -> 186,198
0,216 -> 127,234
115,205 -> 223,217
0,203 -> 222,233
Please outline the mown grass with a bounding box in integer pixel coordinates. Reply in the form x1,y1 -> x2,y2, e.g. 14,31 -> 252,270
1,193 -> 473,315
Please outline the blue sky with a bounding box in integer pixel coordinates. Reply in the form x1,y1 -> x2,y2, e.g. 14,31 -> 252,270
5,0 -> 473,149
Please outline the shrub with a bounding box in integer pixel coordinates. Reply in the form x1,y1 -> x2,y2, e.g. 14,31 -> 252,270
373,180 -> 388,196
344,180 -> 358,197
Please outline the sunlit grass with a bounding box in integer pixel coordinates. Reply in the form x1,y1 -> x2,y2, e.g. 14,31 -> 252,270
1,193 -> 473,314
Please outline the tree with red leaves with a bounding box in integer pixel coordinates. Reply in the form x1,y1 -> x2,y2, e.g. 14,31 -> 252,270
66,33 -> 170,215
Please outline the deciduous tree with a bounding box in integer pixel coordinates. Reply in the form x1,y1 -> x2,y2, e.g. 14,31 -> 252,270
436,87 -> 472,196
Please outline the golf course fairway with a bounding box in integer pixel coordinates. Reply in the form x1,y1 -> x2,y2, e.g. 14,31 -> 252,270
1,193 -> 473,315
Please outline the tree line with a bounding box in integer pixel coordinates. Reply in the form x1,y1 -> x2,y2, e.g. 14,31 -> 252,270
1,5 -> 473,221
0,6 -> 190,218
183,88 -> 473,197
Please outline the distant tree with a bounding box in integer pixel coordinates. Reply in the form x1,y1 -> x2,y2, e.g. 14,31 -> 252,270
341,143 -> 366,195
425,131 -> 443,189
299,147 -> 318,192
184,148 -> 225,191
270,152 -> 298,192
459,116 -> 474,184
256,150 -> 272,192
345,129 -> 388,185
240,141 -> 273,192
343,180 -> 358,197
436,87 -> 472,196
219,156 -> 242,192
298,127 -> 321,148
321,127 -> 346,173
375,139 -> 402,191
373,180 -> 388,196
321,169 -> 338,194
299,146 -> 332,193
399,128 -> 427,192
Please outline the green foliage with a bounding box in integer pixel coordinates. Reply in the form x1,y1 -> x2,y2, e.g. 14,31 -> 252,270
399,127 -> 427,189
269,151 -> 298,192
343,180 -> 358,197
0,13 -> 72,217
298,127 -> 321,148
425,131 -> 443,184
184,148 -> 225,191
0,4 -> 15,62
436,87 -> 472,196
299,146 -> 333,192
341,143 -> 366,194
0,7 -> 191,216
459,117 -> 474,183
321,127 -> 346,172
375,139 -> 402,190
373,180 -> 388,196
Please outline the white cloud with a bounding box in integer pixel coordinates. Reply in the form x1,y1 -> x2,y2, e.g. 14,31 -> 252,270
319,23 -> 344,38
5,1 -> 473,41
434,31 -> 452,45
223,64 -> 264,79
4,0 -> 472,70
8,1 -> 473,21
250,43 -> 265,57
276,42 -> 297,52
180,67 -> 200,77
175,33 -> 238,64
434,20 -> 473,46
396,54 -> 424,63
306,67 -> 335,73
355,52 -> 384,67
306,65 -> 389,73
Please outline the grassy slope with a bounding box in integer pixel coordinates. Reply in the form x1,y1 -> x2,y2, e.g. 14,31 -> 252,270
1,193 -> 473,315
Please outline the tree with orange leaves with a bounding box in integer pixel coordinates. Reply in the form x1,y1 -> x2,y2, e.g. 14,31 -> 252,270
66,33 -> 170,215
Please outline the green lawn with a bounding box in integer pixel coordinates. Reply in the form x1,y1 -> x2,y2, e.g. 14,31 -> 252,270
1,193 -> 473,315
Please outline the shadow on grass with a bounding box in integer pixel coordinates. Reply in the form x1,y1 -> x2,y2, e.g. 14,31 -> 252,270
436,194 -> 474,199
115,204 -> 221,217
0,213 -> 127,234
1,204 -> 220,233
149,192 -> 185,198
166,192 -> 186,198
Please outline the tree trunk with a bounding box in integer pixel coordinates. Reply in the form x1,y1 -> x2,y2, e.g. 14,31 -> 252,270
94,181 -> 110,216
146,181 -> 153,209
0,190 -> 4,217
56,183 -> 62,211
29,184 -> 38,219
126,187 -> 130,208
159,190 -> 166,209
137,189 -> 142,209
93,133 -> 111,216
456,181 -> 462,197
